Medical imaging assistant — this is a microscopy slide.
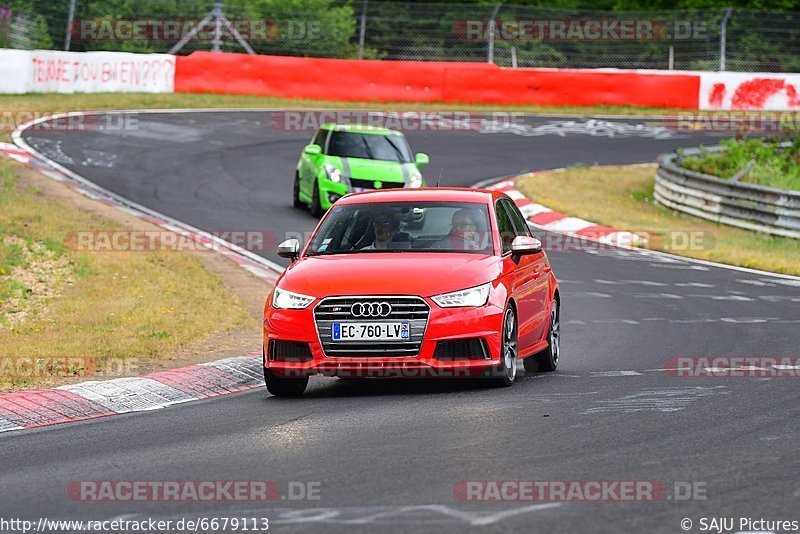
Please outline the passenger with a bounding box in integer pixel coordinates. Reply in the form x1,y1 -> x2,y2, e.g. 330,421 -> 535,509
448,208 -> 482,250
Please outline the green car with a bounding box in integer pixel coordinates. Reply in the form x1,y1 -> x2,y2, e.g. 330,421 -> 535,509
294,123 -> 429,216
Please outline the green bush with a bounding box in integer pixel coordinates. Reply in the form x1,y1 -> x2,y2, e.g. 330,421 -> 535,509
682,135 -> 800,191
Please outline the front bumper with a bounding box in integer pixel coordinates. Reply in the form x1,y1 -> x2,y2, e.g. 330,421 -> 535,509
317,177 -> 420,211
264,297 -> 504,378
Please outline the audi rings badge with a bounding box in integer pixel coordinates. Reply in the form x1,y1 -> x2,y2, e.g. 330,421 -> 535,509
351,302 -> 392,318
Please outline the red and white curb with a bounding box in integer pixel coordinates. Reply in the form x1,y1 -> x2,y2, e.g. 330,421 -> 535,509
0,353 -> 264,433
486,175 -> 647,248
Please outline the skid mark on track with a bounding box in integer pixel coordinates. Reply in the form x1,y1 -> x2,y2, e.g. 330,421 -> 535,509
108,504 -> 562,527
582,386 -> 726,414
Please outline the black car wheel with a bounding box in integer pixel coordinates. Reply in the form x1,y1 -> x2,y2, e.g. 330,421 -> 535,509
293,172 -> 305,209
486,306 -> 518,387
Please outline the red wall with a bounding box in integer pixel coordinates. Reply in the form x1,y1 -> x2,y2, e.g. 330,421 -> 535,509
175,52 -> 700,109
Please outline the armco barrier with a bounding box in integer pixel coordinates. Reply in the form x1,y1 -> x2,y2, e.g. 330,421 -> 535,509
655,146 -> 800,239
174,52 -> 700,109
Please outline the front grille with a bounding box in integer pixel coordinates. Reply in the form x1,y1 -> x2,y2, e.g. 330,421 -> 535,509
434,338 -> 489,360
350,178 -> 405,190
268,340 -> 313,362
314,296 -> 429,357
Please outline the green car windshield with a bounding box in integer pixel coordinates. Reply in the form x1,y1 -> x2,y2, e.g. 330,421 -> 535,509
306,202 -> 494,256
327,131 -> 413,163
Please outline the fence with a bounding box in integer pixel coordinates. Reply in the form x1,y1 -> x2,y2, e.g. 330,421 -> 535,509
1,1 -> 799,72
655,146 -> 800,239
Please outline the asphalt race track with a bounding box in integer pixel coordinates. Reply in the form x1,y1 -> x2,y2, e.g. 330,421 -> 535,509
3,112 -> 799,532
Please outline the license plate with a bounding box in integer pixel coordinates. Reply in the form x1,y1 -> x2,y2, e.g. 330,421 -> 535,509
332,322 -> 410,341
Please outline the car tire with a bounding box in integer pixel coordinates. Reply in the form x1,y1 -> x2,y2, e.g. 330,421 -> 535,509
486,306 -> 518,387
310,181 -> 323,218
526,298 -> 560,373
293,172 -> 305,209
264,367 -> 308,397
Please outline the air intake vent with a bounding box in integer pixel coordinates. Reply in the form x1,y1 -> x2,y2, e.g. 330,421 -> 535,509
433,338 -> 489,360
268,340 -> 313,362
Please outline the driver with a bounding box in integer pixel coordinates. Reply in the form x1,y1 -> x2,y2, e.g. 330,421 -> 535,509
362,212 -> 399,250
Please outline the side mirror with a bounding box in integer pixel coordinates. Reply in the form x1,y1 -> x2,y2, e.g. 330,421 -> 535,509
414,152 -> 429,166
511,235 -> 542,260
276,238 -> 300,261
304,144 -> 322,155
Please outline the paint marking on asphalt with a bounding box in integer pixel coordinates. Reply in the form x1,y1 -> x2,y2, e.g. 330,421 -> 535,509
704,366 -> 766,373
589,370 -> 643,377
687,294 -> 755,302
0,415 -> 25,433
737,279 -> 777,287
582,386 -> 725,414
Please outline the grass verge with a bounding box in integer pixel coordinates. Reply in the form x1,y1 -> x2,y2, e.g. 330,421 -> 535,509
0,93 -> 682,142
0,158 -> 256,390
516,164 -> 800,276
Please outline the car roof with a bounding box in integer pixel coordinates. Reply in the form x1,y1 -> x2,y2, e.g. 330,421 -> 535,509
321,123 -> 403,136
335,187 -> 505,205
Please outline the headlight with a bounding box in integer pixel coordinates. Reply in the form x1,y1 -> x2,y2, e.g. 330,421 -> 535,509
432,282 -> 491,308
409,173 -> 422,188
272,287 -> 315,309
324,164 -> 342,183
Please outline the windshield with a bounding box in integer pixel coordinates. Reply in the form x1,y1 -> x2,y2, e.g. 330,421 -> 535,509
326,131 -> 413,163
306,201 -> 494,256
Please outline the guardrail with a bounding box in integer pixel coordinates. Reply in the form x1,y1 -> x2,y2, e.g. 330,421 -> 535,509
655,145 -> 800,239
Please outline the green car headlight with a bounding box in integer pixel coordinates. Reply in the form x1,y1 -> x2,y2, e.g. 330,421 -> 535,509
324,164 -> 342,183
409,173 -> 423,188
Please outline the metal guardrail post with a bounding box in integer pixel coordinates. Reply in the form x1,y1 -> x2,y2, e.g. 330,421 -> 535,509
64,0 -> 76,51
487,3 -> 502,64
719,7 -> 733,71
358,0 -> 368,60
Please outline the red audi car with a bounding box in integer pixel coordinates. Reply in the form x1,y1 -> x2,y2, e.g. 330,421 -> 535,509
263,188 -> 560,396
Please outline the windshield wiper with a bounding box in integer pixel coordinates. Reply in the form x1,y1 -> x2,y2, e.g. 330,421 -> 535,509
383,136 -> 408,163
359,136 -> 375,159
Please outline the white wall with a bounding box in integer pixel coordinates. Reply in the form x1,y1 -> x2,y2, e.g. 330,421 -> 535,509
0,49 -> 176,94
699,72 -> 800,110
